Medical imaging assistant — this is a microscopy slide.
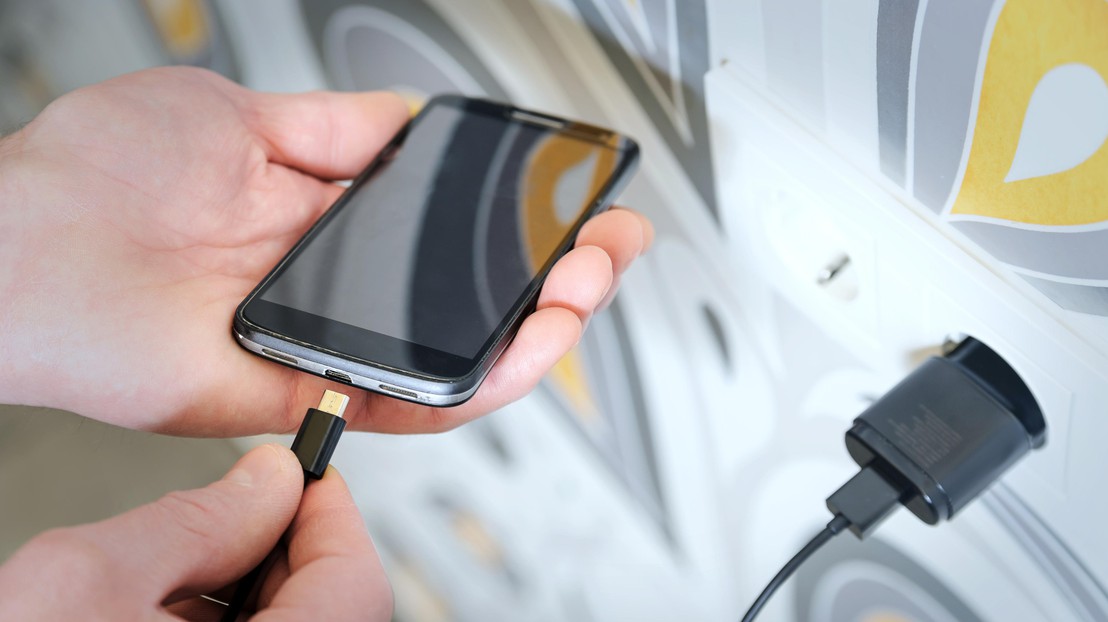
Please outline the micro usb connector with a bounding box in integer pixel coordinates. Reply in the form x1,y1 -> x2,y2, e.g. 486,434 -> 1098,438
221,390 -> 351,621
291,389 -> 349,480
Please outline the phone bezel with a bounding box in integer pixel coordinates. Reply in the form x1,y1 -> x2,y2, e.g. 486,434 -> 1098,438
234,94 -> 639,401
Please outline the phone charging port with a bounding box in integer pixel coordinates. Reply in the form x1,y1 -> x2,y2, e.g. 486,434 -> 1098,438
325,369 -> 352,384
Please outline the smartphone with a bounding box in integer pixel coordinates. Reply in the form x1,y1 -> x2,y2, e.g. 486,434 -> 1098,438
233,95 -> 639,406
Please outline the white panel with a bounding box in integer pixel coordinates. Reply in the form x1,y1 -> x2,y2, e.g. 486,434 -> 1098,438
822,0 -> 881,168
707,0 -> 766,82
708,63 -> 1108,619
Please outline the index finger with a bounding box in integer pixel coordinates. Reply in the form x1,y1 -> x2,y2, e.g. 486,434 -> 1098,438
253,468 -> 392,621
575,207 -> 654,272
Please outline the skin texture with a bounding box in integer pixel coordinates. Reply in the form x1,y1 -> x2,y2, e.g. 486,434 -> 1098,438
0,67 -> 653,620
0,445 -> 391,621
0,66 -> 653,437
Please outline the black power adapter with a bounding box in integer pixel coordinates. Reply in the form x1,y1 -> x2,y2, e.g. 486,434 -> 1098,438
742,336 -> 1046,621
829,336 -> 1045,536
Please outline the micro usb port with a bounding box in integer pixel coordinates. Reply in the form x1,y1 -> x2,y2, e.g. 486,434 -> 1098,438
324,369 -> 352,384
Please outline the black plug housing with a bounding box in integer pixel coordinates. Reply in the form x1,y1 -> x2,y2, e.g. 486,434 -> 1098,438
291,407 -> 347,479
832,337 -> 1044,532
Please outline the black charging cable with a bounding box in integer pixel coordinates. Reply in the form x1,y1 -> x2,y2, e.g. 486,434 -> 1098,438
740,337 -> 1046,621
740,514 -> 850,622
219,390 -> 350,622
740,465 -> 902,621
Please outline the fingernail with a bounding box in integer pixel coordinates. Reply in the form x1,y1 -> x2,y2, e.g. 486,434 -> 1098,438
224,444 -> 284,487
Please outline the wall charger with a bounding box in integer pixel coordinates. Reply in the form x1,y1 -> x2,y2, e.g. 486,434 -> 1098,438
742,337 -> 1046,620
829,336 -> 1045,536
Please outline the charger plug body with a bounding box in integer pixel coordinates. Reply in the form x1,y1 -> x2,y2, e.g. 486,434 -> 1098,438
837,338 -> 1044,527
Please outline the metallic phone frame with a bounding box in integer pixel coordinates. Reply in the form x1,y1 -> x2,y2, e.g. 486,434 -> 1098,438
233,327 -> 482,406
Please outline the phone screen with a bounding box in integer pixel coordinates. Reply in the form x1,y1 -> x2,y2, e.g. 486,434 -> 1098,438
254,99 -> 624,361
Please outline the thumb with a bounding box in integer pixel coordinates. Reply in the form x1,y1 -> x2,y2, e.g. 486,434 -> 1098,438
83,444 -> 303,605
243,89 -> 410,181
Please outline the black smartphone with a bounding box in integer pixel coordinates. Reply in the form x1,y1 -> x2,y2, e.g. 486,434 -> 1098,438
234,95 -> 639,406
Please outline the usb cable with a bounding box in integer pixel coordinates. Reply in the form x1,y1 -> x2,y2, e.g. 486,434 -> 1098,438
219,390 -> 350,622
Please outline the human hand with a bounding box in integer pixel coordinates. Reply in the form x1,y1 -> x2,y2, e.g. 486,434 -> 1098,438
0,67 -> 653,436
0,445 -> 391,621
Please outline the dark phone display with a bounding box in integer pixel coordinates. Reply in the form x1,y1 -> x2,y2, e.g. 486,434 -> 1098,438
259,103 -> 620,359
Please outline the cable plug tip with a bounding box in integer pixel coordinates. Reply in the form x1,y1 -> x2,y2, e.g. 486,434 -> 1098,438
317,389 -> 350,418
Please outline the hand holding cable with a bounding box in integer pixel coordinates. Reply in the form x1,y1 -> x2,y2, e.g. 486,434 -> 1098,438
0,391 -> 388,621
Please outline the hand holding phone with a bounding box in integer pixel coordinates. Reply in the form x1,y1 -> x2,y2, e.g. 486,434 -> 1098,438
235,95 -> 641,408
0,65 -> 650,437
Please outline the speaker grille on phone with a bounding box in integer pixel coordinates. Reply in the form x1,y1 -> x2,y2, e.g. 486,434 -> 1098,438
379,384 -> 419,399
511,110 -> 565,129
261,348 -> 298,366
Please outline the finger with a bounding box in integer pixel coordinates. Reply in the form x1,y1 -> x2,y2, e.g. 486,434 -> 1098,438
228,172 -> 347,277
85,445 -> 302,604
254,467 -> 392,621
460,306 -> 584,419
577,208 -> 652,311
243,90 -> 410,180
255,550 -> 292,612
612,205 -> 655,252
596,273 -> 624,312
216,172 -> 333,264
575,208 -> 649,276
536,245 -> 613,323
